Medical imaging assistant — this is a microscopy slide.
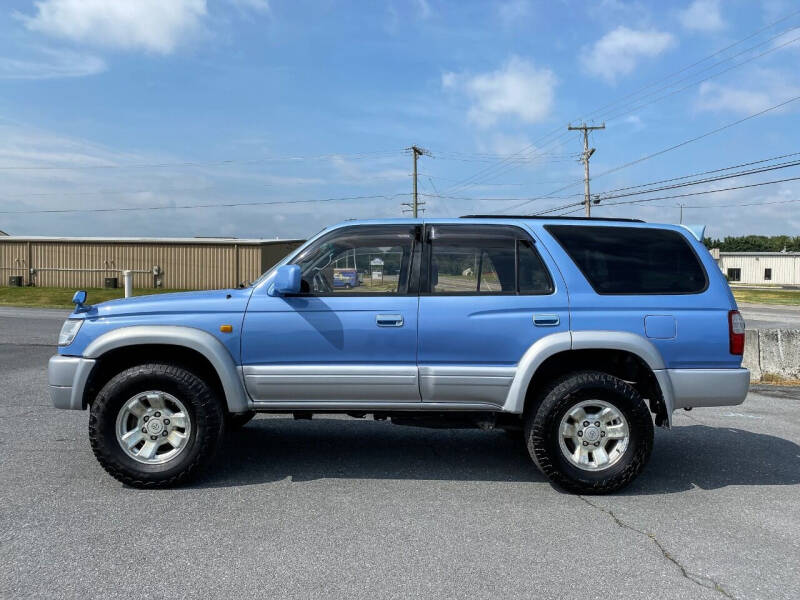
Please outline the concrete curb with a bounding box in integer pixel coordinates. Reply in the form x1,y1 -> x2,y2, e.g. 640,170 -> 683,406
743,329 -> 800,383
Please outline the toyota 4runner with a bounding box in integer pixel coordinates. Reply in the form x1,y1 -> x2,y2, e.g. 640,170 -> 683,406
48,216 -> 750,493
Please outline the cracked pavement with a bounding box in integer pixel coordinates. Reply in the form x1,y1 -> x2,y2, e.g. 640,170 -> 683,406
2,310 -> 799,599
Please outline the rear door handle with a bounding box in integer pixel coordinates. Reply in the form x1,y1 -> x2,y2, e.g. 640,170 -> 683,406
376,314 -> 404,327
533,314 -> 560,327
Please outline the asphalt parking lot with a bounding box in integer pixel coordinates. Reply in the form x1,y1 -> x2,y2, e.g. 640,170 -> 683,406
1,310 -> 799,599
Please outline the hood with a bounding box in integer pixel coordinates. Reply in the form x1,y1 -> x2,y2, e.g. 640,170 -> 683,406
74,288 -> 254,319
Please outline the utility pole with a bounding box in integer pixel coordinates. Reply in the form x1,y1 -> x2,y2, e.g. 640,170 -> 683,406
679,203 -> 685,224
568,123 -> 605,217
404,146 -> 431,217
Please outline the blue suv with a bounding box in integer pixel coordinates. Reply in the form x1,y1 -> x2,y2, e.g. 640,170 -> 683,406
48,216 -> 750,493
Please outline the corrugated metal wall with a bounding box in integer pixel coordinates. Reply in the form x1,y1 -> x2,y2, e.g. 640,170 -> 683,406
718,254 -> 800,285
0,239 -> 303,290
0,241 -> 28,284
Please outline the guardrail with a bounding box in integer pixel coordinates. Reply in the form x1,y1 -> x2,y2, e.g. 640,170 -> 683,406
743,329 -> 800,383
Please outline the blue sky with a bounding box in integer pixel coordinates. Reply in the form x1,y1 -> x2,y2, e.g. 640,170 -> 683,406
1,0 -> 799,239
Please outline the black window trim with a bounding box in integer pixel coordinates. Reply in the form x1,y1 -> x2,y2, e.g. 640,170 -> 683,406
421,223 -> 555,296
286,224 -> 420,297
544,224 -> 710,296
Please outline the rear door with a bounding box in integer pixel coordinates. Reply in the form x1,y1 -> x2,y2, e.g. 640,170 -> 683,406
417,223 -> 569,406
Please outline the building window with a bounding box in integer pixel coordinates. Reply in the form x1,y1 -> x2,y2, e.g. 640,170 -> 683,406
764,268 -> 772,281
727,268 -> 741,282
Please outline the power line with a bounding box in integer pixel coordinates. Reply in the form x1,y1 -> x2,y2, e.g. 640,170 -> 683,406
596,175 -> 800,208
594,158 -> 800,202
0,193 -> 410,215
509,94 -> 800,214
593,150 -> 800,197
598,31 -> 800,125
649,197 -> 800,210
581,7 -> 800,121
593,95 -> 800,181
419,192 -> 583,201
440,6 -> 800,197
0,149 -> 404,171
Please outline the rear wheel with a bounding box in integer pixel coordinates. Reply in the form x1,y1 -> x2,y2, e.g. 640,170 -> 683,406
525,370 -> 654,494
89,363 -> 225,488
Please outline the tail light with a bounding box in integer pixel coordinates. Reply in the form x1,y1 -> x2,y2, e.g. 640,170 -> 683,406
728,310 -> 745,355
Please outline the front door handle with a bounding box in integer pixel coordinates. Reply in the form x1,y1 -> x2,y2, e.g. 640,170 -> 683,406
533,314 -> 560,327
376,314 -> 404,327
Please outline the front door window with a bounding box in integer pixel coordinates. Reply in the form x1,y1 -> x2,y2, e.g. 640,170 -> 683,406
291,226 -> 416,295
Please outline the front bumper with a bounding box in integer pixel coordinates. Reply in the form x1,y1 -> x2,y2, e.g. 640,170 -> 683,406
48,355 -> 96,410
668,368 -> 750,409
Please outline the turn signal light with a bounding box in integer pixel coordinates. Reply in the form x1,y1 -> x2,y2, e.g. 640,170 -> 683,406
220,324 -> 233,333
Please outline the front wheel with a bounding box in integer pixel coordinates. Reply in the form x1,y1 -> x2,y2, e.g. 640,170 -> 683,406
525,371 -> 654,494
89,363 -> 225,488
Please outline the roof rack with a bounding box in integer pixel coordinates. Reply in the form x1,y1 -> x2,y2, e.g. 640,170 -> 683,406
459,215 -> 644,223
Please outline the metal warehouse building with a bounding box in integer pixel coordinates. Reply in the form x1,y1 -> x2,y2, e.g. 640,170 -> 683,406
712,249 -> 800,286
0,236 -> 304,290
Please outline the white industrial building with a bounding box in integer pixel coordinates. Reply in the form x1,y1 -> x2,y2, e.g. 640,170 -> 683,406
711,249 -> 800,286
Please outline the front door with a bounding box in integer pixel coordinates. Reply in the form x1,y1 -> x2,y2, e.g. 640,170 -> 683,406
417,223 -> 569,406
241,224 -> 421,404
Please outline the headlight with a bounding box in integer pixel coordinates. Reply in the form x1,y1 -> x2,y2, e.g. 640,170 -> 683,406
58,319 -> 83,346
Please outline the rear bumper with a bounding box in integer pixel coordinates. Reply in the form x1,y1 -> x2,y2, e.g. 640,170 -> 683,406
48,355 -> 96,410
668,368 -> 750,409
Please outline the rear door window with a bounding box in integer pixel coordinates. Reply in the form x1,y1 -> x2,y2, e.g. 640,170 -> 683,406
427,225 -> 553,295
545,225 -> 707,294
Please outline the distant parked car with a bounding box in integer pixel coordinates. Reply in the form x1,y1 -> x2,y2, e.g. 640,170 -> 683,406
48,216 -> 749,493
333,268 -> 359,289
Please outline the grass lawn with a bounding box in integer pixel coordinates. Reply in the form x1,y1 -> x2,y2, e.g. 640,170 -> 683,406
732,288 -> 800,306
0,287 -> 186,309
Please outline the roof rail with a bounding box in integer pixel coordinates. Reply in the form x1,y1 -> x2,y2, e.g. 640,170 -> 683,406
459,215 -> 645,223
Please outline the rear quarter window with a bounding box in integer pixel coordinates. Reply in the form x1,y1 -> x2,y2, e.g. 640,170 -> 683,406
545,225 -> 708,294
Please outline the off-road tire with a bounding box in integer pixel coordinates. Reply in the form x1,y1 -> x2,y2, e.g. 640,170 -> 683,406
226,411 -> 256,430
524,370 -> 654,494
89,363 -> 225,488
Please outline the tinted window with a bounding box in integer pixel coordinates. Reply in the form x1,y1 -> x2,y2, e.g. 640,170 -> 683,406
291,226 -> 414,295
546,225 -> 707,294
518,240 -> 554,294
429,225 -> 553,295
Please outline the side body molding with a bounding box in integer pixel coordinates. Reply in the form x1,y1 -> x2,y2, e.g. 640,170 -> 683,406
83,326 -> 249,413
501,330 -> 675,425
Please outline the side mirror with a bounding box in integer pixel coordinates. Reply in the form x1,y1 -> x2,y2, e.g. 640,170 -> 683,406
269,265 -> 301,296
72,290 -> 90,312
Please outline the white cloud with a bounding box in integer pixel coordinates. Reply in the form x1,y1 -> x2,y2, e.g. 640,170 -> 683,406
227,0 -> 270,14
19,0 -> 207,54
482,133 -> 533,157
695,70 -> 800,115
623,115 -> 644,130
678,0 -> 726,33
442,56 -> 557,127
0,48 -> 105,79
415,0 -> 432,20
497,0 -> 532,25
580,26 -> 676,83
